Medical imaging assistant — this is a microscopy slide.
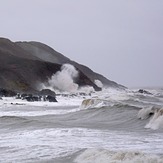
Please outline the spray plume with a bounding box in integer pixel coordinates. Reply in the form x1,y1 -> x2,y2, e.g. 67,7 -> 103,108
48,64 -> 79,92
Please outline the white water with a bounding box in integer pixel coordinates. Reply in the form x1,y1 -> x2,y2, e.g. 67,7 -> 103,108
138,107 -> 163,130
75,149 -> 163,163
0,128 -> 163,163
0,88 -> 163,162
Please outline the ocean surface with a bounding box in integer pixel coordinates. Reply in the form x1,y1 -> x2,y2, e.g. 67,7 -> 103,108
0,88 -> 163,163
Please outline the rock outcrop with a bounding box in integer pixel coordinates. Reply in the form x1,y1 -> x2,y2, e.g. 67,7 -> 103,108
0,88 -> 17,97
0,37 -> 124,92
16,41 -> 124,88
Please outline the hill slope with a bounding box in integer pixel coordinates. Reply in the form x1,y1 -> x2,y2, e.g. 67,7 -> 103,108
0,38 -> 125,92
16,41 -> 124,88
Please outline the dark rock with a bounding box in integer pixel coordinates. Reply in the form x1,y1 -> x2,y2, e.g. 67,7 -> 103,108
0,88 -> 17,97
62,94 -> 69,97
15,93 -> 21,99
78,92 -> 88,96
39,89 -> 56,97
138,89 -> 152,95
23,95 -> 40,102
21,93 -> 28,98
45,95 -> 57,102
69,94 -> 77,97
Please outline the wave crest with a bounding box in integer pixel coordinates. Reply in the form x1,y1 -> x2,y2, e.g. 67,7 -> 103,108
80,99 -> 111,109
80,98 -> 141,110
75,149 -> 163,163
138,106 -> 163,130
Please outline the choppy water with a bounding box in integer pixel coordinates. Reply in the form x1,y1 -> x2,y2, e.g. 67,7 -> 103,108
0,88 -> 163,163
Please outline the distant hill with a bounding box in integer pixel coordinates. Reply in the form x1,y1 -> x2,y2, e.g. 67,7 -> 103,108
0,37 -> 125,92
16,41 -> 125,88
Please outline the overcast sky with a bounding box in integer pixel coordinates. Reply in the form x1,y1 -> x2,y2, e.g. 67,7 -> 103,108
0,0 -> 163,88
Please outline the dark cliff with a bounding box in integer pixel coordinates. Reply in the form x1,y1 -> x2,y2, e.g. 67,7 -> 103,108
0,38 -> 124,92
16,41 -> 125,88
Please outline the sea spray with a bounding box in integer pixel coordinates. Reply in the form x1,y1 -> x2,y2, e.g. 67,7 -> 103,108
138,106 -> 163,130
78,86 -> 95,94
94,79 -> 103,88
39,64 -> 97,93
48,64 -> 79,92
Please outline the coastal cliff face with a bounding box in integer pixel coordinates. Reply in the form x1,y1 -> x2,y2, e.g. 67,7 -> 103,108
0,38 -> 124,92
16,41 -> 124,88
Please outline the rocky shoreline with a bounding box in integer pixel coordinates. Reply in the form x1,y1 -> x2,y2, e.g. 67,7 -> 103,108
0,88 -> 57,102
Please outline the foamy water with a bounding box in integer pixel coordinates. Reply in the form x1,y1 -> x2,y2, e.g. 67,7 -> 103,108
0,127 -> 163,162
75,149 -> 163,163
0,88 -> 163,162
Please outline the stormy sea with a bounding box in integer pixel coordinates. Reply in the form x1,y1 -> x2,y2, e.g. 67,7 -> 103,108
0,87 -> 163,163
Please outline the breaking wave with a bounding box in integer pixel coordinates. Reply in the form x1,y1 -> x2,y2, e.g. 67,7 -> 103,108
0,88 -> 163,162
75,149 -> 163,163
80,98 -> 141,110
48,64 -> 79,92
39,63 -> 99,93
138,106 -> 163,130
79,89 -> 163,130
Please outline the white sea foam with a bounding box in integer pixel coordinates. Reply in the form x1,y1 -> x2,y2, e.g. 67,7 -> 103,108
138,107 -> 163,130
137,106 -> 154,120
145,108 -> 163,130
80,98 -> 113,109
145,115 -> 163,130
78,85 -> 95,94
0,127 -> 163,163
75,149 -> 163,163
1,88 -> 163,162
0,96 -> 82,117
0,108 -> 81,117
94,88 -> 130,101
79,87 -> 131,109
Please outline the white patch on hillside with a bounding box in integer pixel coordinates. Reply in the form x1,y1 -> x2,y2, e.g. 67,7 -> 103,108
94,79 -> 103,88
